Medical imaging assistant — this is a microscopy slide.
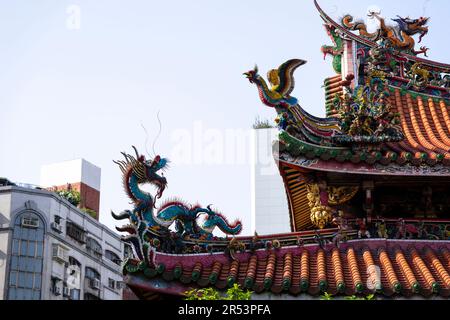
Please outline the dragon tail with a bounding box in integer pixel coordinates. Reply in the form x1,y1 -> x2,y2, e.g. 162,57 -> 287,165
216,213 -> 243,235
342,14 -> 381,41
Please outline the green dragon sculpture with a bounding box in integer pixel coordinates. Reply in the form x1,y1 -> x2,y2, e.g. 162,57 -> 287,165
321,24 -> 343,74
111,147 -> 242,264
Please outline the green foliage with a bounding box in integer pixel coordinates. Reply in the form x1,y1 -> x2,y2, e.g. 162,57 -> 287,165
365,294 -> 376,300
56,189 -> 81,207
223,284 -> 252,300
253,116 -> 274,129
320,292 -> 334,300
322,292 -> 377,301
345,294 -> 376,300
184,284 -> 252,301
184,288 -> 221,300
81,207 -> 97,219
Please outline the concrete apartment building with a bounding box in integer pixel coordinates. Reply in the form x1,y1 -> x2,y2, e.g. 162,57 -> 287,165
0,159 -> 129,300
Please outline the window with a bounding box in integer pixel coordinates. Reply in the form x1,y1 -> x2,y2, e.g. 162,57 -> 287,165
21,216 -> 39,228
8,212 -> 44,300
115,281 -> 124,290
70,288 -> 80,300
105,250 -> 121,265
85,267 -> 101,292
108,278 -> 115,289
51,279 -> 61,296
36,242 -> 43,258
12,239 -> 19,255
67,256 -> 81,293
69,256 -> 81,268
51,216 -> 63,233
85,267 -> 100,280
84,292 -> 101,300
66,222 -> 85,243
86,237 -> 102,259
9,271 -> 17,286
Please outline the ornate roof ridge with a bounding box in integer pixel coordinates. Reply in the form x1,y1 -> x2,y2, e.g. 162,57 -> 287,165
314,0 -> 450,70
125,239 -> 450,298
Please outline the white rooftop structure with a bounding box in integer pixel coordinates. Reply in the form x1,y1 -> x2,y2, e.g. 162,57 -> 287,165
40,159 -> 101,191
251,128 -> 290,235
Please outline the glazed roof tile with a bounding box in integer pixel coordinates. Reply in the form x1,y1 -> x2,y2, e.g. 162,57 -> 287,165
126,240 -> 450,298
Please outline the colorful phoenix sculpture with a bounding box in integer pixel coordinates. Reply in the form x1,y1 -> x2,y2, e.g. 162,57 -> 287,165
244,59 -> 342,147
244,59 -> 403,150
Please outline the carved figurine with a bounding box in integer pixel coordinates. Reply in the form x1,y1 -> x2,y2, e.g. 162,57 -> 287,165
407,62 -> 431,90
394,218 -> 406,239
376,219 -> 388,239
332,211 -> 351,248
357,218 -> 371,239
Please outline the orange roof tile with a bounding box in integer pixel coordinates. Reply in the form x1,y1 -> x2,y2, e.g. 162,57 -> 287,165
126,241 -> 450,298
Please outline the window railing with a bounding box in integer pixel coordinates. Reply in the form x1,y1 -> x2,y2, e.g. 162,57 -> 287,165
86,238 -> 103,259
66,222 -> 86,243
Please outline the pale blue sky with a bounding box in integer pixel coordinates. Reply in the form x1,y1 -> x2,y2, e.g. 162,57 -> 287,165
1,0 -> 449,235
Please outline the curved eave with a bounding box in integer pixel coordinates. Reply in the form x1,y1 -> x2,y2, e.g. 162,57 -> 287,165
314,0 -> 450,71
276,151 -> 450,177
277,162 -> 312,231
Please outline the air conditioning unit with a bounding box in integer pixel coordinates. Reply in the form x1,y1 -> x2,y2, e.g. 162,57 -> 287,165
52,245 -> 68,263
21,217 -> 39,228
90,278 -> 101,290
63,286 -> 70,297
51,222 -> 63,233
53,286 -> 61,296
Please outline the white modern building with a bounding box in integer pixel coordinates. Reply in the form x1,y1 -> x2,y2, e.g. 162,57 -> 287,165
0,178 -> 128,300
251,128 -> 290,235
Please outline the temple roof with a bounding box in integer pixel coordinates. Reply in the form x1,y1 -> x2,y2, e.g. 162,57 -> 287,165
315,0 -> 450,71
124,240 -> 450,299
117,1 -> 450,300
265,2 -> 450,176
276,88 -> 450,177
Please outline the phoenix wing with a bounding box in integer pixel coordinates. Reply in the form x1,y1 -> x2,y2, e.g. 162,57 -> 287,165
276,59 -> 307,97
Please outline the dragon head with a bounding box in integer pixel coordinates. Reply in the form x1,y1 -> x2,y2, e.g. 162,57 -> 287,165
393,15 -> 429,43
243,65 -> 259,84
416,16 -> 429,26
321,46 -> 335,60
142,153 -> 169,199
115,146 -> 169,200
